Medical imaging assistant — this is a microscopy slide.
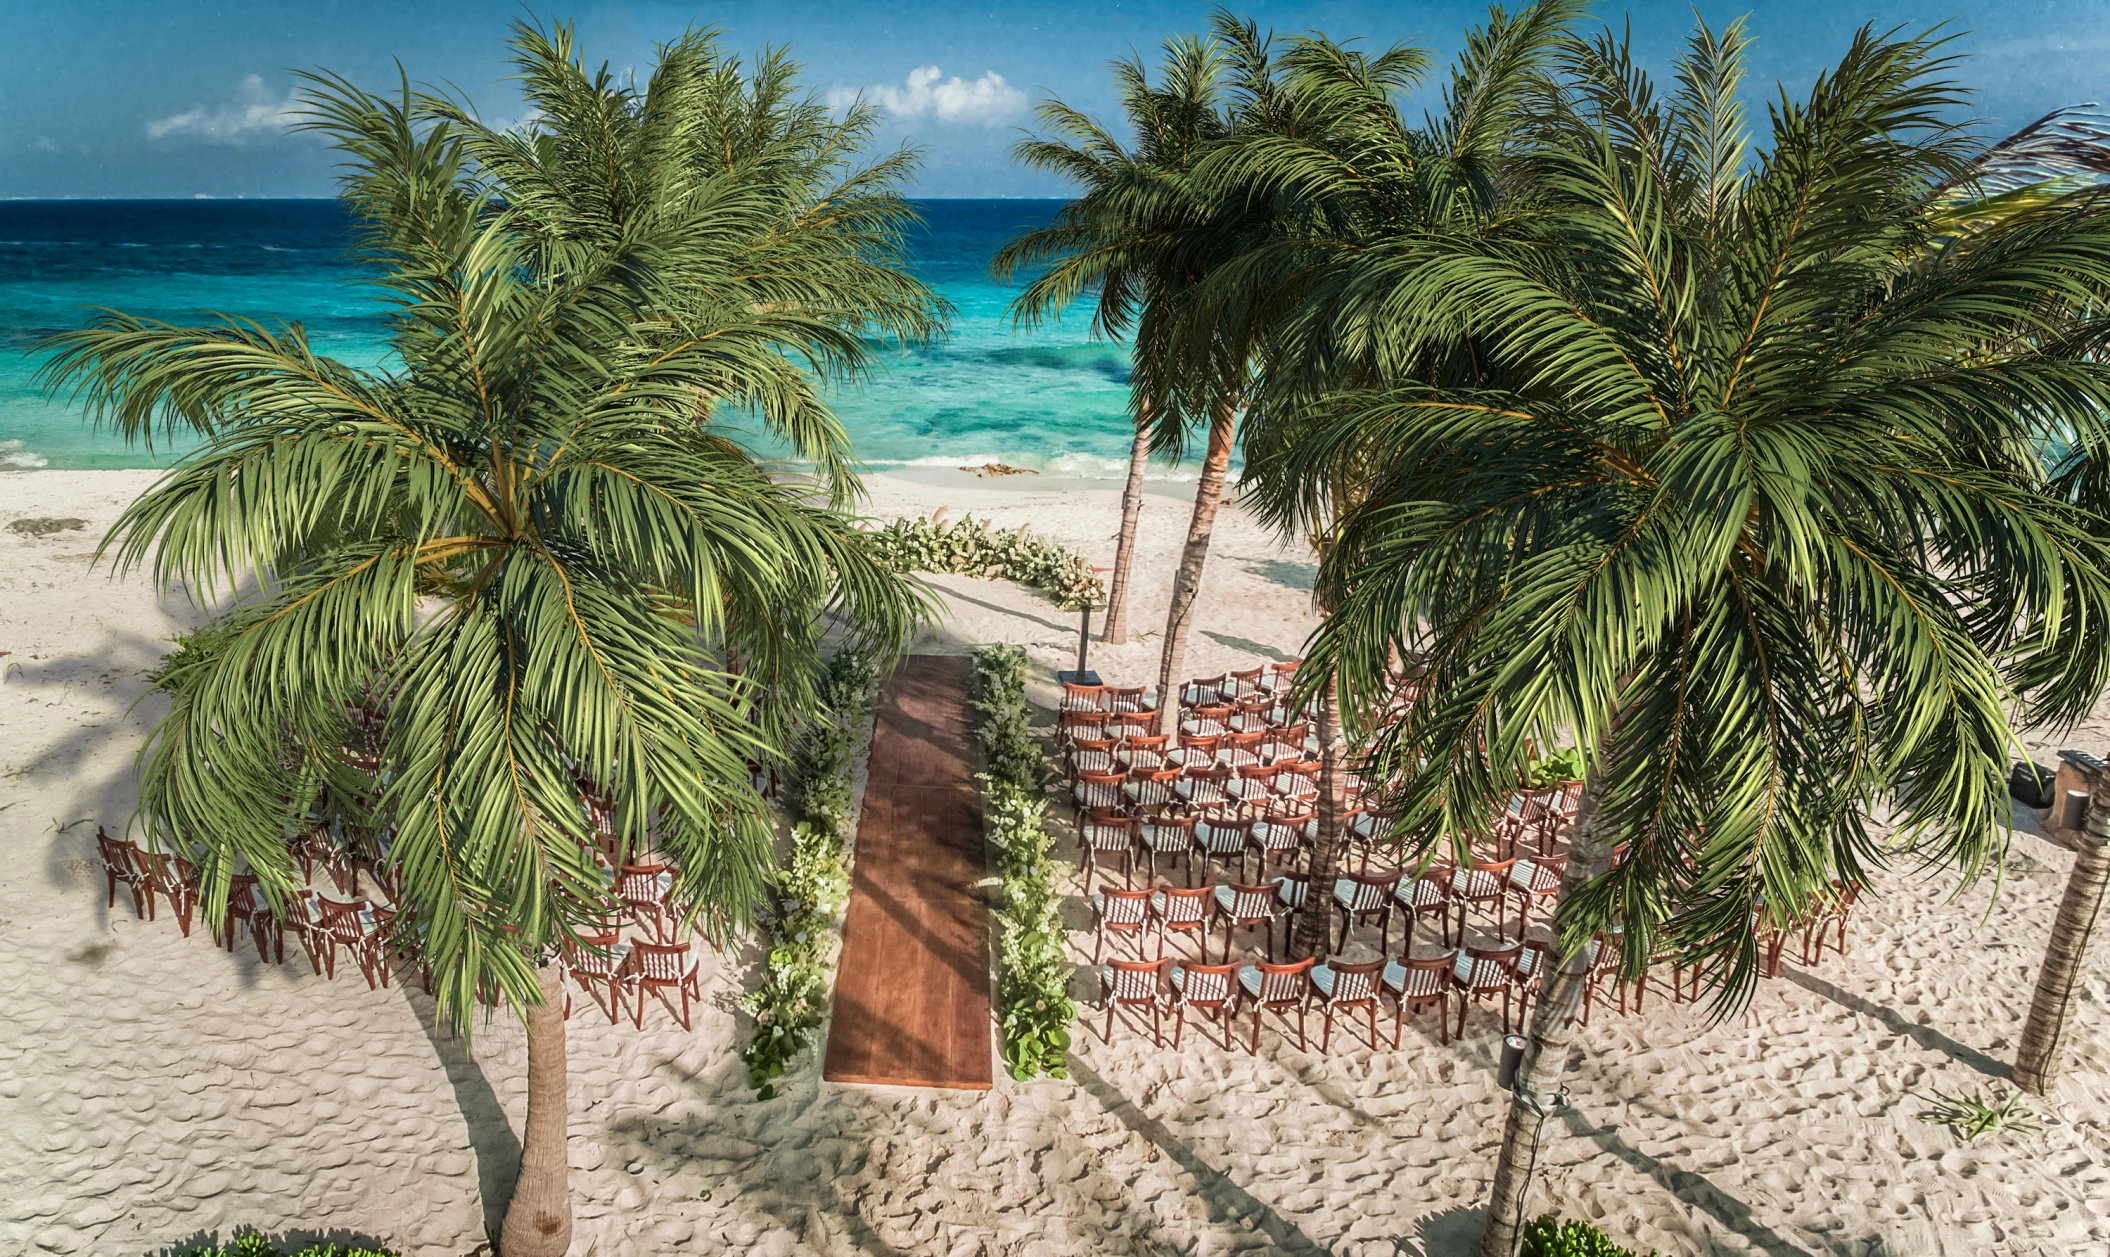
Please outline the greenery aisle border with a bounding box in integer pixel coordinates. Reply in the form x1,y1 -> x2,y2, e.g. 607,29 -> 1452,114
970,644 -> 1078,1080
738,651 -> 882,1099
871,516 -> 1106,610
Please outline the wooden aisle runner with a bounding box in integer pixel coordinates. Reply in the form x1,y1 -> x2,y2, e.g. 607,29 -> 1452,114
823,654 -> 994,1089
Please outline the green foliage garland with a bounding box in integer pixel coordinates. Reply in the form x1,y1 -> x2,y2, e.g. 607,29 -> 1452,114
870,516 -> 1106,610
178,1236 -> 395,1257
738,651 -> 880,1098
971,644 -> 1078,1080
1520,1214 -> 1658,1257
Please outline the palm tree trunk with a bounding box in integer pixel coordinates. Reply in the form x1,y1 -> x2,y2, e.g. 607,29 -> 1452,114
498,962 -> 573,1257
1289,668 -> 1347,960
1099,421 -> 1154,645
2014,765 -> 2110,1095
1155,407 -> 1235,717
1475,774 -> 1618,1257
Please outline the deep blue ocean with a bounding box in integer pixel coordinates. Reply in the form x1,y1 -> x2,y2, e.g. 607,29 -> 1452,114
0,199 -> 1159,477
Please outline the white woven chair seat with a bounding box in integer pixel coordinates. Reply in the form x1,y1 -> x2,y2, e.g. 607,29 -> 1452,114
1092,893 -> 1150,926
1332,878 -> 1392,912
1138,824 -> 1190,853
1181,719 -> 1230,740
1102,966 -> 1162,1001
1312,964 -> 1377,1002
1251,822 -> 1302,852
1451,867 -> 1504,898
1151,892 -> 1209,924
1453,952 -> 1512,991
1239,964 -> 1310,1003
1514,860 -> 1562,894
1214,884 -> 1280,919
1170,966 -> 1230,1002
1081,824 -> 1131,853
1383,959 -> 1449,999
1394,878 -> 1447,910
1069,751 -> 1116,776
1073,783 -> 1124,810
1196,824 -> 1247,855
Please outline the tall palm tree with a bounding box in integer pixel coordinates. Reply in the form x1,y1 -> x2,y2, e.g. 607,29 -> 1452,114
1254,20 -> 2110,1255
40,33 -> 934,1257
994,20 -> 1260,677
1185,1 -> 1583,960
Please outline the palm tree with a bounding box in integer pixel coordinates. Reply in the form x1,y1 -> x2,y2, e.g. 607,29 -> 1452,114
40,34 -> 934,1257
1183,1 -> 1583,960
1249,20 -> 2110,1255
993,21 -> 1259,674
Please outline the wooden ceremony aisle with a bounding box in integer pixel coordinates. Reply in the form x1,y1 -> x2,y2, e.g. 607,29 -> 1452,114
823,653 -> 995,1089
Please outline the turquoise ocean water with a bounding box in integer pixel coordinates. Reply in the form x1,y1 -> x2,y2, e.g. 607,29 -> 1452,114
0,198 -> 1165,478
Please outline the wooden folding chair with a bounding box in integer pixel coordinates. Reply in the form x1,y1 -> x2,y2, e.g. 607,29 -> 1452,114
95,828 -> 149,920
1312,958 -> 1388,1052
1506,855 -> 1566,938
1168,961 -> 1240,1049
1453,943 -> 1524,1037
1447,858 -> 1518,942
1100,957 -> 1169,1045
1137,812 -> 1197,885
1385,869 -> 1452,955
1150,885 -> 1215,960
1213,882 -> 1287,963
1090,886 -> 1153,962
563,929 -> 630,1022
627,940 -> 701,1030
1384,953 -> 1455,1046
1079,809 -> 1138,893
1331,867 -> 1403,951
1237,957 -> 1315,1053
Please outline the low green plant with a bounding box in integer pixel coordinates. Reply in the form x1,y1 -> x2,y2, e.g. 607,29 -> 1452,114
1519,1214 -> 1657,1257
869,515 -> 1105,610
1523,745 -> 1586,789
1915,1087 -> 2043,1141
972,643 -> 1078,1079
739,650 -> 879,1098
176,1235 -> 395,1257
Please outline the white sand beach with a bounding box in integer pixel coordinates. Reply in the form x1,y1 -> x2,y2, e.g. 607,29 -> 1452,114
2,468 -> 2107,1257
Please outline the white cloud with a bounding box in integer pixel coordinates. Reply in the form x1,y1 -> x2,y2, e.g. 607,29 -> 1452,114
831,66 -> 1026,127
147,75 -> 299,143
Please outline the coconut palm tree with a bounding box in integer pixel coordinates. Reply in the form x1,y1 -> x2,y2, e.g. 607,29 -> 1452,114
40,37 -> 934,1257
994,19 -> 1264,675
1250,20 -> 2110,1255
1182,1 -> 1583,960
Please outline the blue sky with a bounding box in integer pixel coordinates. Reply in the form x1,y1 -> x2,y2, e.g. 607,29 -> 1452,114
4,1 -> 2109,198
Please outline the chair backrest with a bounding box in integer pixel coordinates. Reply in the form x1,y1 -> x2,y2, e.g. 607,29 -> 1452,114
1110,710 -> 1158,738
1324,958 -> 1386,1002
1141,814 -> 1196,849
96,829 -> 135,877
1096,887 -> 1154,926
1175,734 -> 1222,761
1154,885 -> 1213,924
1082,810 -> 1136,851
1252,957 -> 1315,1002
1109,685 -> 1149,709
1340,868 -> 1403,909
1067,738 -> 1118,777
1453,859 -> 1515,898
1173,961 -> 1238,1004
1252,813 -> 1305,848
1077,770 -> 1127,808
1394,952 -> 1454,998
1122,734 -> 1171,768
1061,709 -> 1113,742
316,896 -> 370,941
1514,855 -> 1566,892
1269,660 -> 1301,679
1061,682 -> 1109,713
1516,940 -> 1550,988
1105,957 -> 1165,1002
1197,817 -> 1249,850
618,863 -> 670,900
1222,882 -> 1281,920
629,940 -> 692,981
1183,674 -> 1228,706
1461,943 -> 1523,992
1224,729 -> 1266,752
1230,666 -> 1266,686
